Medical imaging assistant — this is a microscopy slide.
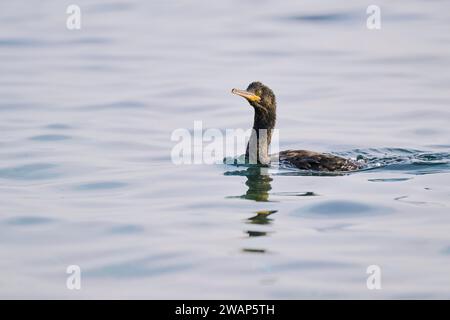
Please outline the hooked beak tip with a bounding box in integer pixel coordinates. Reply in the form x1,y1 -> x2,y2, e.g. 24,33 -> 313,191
231,88 -> 261,103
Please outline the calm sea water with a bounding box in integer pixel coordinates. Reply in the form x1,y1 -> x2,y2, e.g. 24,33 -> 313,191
1,0 -> 449,299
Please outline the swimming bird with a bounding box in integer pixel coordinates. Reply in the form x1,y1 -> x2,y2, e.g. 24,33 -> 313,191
231,81 -> 362,172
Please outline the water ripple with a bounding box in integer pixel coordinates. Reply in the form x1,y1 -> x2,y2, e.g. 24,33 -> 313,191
74,181 -> 128,191
282,12 -> 357,24
0,37 -> 112,48
108,224 -> 145,235
30,134 -> 71,141
86,254 -> 192,278
5,216 -> 56,226
0,163 -> 60,180
293,200 -> 392,218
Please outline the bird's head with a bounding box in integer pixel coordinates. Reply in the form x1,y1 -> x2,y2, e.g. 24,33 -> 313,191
232,81 -> 276,129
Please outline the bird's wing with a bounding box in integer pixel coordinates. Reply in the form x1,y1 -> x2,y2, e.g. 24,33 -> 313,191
278,150 -> 360,172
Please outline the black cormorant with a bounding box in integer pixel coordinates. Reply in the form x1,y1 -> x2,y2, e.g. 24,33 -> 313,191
232,81 -> 362,172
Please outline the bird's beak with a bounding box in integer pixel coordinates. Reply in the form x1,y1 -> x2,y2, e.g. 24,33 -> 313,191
231,88 -> 261,103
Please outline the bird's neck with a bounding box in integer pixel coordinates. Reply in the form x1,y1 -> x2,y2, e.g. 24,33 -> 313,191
246,111 -> 275,165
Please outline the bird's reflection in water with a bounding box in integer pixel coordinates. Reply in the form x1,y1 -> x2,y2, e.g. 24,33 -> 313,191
224,166 -> 274,202
246,210 -> 277,226
224,166 -> 278,254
